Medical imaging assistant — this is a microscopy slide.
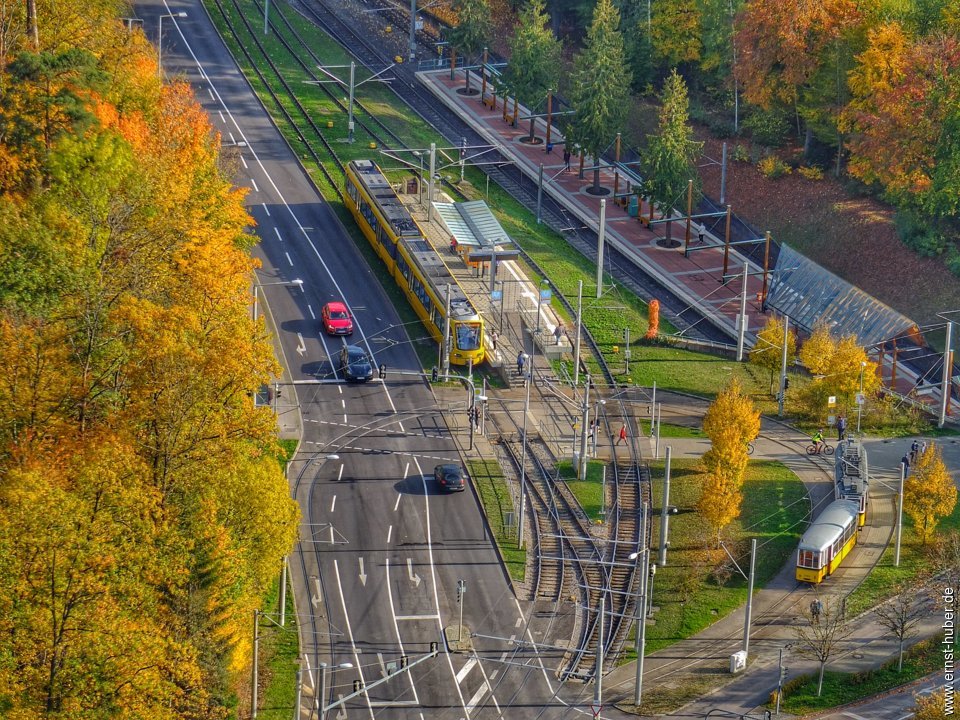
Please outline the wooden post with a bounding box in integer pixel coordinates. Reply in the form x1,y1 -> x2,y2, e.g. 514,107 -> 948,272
502,91 -> 509,122
480,47 -> 488,103
613,132 -> 621,200
683,179 -> 693,257
545,92 -> 553,146
450,47 -> 456,81
761,230 -> 772,307
512,96 -> 518,127
578,150 -> 585,179
722,204 -> 732,280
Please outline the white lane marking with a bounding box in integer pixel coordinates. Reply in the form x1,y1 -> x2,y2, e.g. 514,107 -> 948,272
341,399 -> 346,409
489,670 -> 498,682
384,560 -> 421,704
285,251 -> 294,266
303,653 -> 314,689
337,464 -> 344,482
387,525 -> 393,544
330,495 -> 336,513
296,332 -> 306,356
413,457 -> 469,715
274,227 -> 283,242
228,131 -> 236,145
842,713 -> 876,720
333,559 -> 376,719
508,635 -> 516,644
207,88 -> 215,101
394,494 -> 402,512
358,557 -> 367,586
250,177 -> 259,193
465,680 -> 489,712
513,595 -> 557,696
515,617 -> 522,627
308,304 -> 316,320
394,614 -> 440,621
218,110 -> 225,123
456,657 -> 477,683
262,203 -> 271,216
472,657 -> 500,713
398,420 -> 405,432
240,154 -> 248,169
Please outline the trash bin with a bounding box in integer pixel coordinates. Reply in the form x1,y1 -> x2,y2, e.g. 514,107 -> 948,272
628,195 -> 639,217
729,650 -> 747,674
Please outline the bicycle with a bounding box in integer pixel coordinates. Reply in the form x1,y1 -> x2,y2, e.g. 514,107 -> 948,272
746,441 -> 755,456
805,442 -> 835,456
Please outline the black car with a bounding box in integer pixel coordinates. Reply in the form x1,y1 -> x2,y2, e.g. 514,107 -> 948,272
434,463 -> 465,493
339,344 -> 373,382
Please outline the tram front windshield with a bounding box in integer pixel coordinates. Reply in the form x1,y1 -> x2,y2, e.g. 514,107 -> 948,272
456,323 -> 482,351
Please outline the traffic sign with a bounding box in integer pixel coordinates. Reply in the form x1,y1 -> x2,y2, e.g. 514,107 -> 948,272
827,395 -> 836,406
856,392 -> 865,405
591,703 -> 602,718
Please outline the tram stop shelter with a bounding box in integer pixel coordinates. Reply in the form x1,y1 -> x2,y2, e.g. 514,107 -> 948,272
766,244 -> 919,348
432,200 -> 519,287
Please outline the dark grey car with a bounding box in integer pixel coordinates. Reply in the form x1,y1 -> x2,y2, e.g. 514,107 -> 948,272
339,344 -> 373,382
434,463 -> 465,492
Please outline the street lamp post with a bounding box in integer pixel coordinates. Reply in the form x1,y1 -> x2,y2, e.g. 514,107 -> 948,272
157,12 -> 187,79
413,150 -> 424,205
857,360 -> 867,434
316,662 -> 353,720
517,352 -> 532,549
629,501 -> 650,707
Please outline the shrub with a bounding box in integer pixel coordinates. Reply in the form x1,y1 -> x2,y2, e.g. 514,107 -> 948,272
758,155 -> 792,179
742,109 -> 791,147
707,115 -> 737,138
798,165 -> 824,181
946,246 -> 960,278
895,209 -> 949,257
732,144 -> 750,162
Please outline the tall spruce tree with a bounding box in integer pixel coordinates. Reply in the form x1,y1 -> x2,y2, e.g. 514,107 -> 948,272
567,0 -> 631,193
500,0 -> 562,140
640,69 -> 702,244
447,0 -> 493,94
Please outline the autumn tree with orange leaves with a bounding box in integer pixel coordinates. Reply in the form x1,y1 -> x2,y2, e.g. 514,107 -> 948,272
0,3 -> 298,716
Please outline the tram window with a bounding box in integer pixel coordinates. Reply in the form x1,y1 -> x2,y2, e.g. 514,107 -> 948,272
346,182 -> 358,203
456,323 -> 481,350
396,253 -> 410,281
798,550 -> 819,568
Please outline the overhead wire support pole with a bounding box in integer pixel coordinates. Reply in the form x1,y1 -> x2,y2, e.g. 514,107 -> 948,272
408,0 -> 417,61
736,262 -> 749,361
778,315 -> 789,416
596,199 -> 607,299
573,280 -> 583,386
940,321 -> 953,428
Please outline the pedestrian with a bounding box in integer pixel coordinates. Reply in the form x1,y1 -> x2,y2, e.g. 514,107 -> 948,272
901,452 -> 911,473
921,440 -> 928,456
837,415 -> 847,441
546,142 -> 554,154
810,599 -> 822,623
617,424 -> 627,445
563,148 -> 571,171
449,236 -> 458,255
517,351 -> 525,376
910,439 -> 919,463
697,225 -> 704,244
553,324 -> 563,345
473,406 -> 481,429
490,330 -> 498,352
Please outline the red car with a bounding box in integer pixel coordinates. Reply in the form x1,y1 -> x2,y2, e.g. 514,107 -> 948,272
321,301 -> 353,336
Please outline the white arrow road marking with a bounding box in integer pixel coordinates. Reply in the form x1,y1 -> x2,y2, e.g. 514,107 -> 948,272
311,576 -> 323,609
296,332 -> 306,356
359,557 -> 367,586
407,558 -> 421,587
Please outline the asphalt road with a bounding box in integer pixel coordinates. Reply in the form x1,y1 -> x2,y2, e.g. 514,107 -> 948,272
132,2 -> 609,717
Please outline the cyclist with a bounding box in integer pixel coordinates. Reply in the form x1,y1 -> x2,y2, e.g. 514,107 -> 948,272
811,428 -> 825,454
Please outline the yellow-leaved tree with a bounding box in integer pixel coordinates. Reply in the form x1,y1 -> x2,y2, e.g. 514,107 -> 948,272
798,324 -> 880,421
903,443 -> 957,544
697,379 -> 761,540
749,315 -> 797,393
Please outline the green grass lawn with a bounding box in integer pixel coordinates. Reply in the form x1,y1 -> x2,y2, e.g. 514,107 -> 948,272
775,635 -> 943,715
845,491 -> 960,617
251,575 -> 300,719
468,458 -> 526,582
637,458 -> 808,654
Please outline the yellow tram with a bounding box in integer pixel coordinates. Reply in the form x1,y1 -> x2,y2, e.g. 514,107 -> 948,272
796,499 -> 860,583
344,160 -> 485,367
835,439 -> 869,527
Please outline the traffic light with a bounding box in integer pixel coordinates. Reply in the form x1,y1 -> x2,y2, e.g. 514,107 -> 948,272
353,680 -> 364,692
431,366 -> 439,382
379,363 -> 386,379
779,666 -> 788,683
400,655 -> 409,668
784,376 -> 790,390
